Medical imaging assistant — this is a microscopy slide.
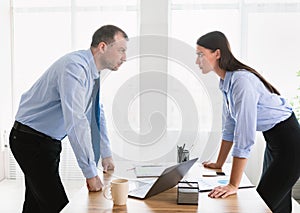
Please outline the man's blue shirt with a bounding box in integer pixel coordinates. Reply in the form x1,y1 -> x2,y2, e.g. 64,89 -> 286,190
15,49 -> 111,178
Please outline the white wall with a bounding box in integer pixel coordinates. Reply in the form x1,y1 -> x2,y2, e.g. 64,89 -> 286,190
245,133 -> 265,185
0,0 -> 13,181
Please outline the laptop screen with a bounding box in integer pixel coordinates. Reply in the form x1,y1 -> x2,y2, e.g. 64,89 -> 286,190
146,158 -> 198,198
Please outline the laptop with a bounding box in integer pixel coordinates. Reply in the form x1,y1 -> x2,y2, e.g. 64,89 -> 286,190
128,157 -> 198,199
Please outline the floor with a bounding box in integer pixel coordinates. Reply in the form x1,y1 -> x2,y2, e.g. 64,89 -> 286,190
0,179 -> 85,212
0,179 -> 300,212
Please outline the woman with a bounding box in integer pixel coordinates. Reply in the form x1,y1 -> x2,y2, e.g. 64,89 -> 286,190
196,31 -> 300,213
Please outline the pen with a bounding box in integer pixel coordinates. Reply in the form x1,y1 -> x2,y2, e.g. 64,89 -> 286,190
181,143 -> 185,162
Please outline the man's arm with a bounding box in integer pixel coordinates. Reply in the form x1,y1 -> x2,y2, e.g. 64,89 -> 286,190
59,63 -> 102,191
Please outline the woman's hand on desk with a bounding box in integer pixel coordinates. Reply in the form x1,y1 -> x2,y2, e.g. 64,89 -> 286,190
86,175 -> 103,192
202,161 -> 222,169
208,184 -> 238,199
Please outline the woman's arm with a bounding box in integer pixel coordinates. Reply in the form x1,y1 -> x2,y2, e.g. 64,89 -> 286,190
208,157 -> 248,198
203,140 -> 233,169
229,157 -> 248,188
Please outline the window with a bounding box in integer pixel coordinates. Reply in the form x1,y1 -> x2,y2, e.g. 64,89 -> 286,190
246,4 -> 300,98
10,0 -> 138,179
170,0 -> 300,161
170,0 -> 241,161
171,0 -> 300,98
8,0 -> 300,180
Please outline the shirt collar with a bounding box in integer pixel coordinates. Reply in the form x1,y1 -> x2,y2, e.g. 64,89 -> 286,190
219,71 -> 233,93
87,49 -> 100,80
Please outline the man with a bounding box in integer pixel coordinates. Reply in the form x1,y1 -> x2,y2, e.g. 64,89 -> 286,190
9,25 -> 128,213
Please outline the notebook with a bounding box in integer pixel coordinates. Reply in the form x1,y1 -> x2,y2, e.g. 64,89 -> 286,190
128,158 -> 198,199
134,165 -> 166,178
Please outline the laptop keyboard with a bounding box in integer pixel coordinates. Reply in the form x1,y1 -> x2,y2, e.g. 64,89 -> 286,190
129,182 -> 152,197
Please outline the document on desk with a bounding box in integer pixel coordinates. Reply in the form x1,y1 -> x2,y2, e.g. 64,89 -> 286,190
134,165 -> 167,178
187,164 -> 255,192
196,173 -> 255,192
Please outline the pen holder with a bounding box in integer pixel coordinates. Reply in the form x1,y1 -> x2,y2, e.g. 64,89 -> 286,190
177,181 -> 199,205
177,149 -> 189,163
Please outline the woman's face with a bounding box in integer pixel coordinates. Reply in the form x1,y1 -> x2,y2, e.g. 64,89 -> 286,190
195,45 -> 220,74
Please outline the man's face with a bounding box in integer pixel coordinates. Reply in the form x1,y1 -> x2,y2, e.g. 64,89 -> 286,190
103,33 -> 127,71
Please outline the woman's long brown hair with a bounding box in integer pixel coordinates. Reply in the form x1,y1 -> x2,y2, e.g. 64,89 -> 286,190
197,31 -> 280,95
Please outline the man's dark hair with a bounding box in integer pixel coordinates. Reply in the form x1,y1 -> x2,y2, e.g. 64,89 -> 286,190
91,25 -> 128,47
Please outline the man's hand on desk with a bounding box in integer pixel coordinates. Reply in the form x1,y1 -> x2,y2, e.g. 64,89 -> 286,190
102,157 -> 115,173
208,184 -> 238,199
86,175 -> 103,192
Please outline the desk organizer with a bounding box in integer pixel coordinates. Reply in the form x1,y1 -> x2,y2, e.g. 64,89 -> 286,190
177,181 -> 199,205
